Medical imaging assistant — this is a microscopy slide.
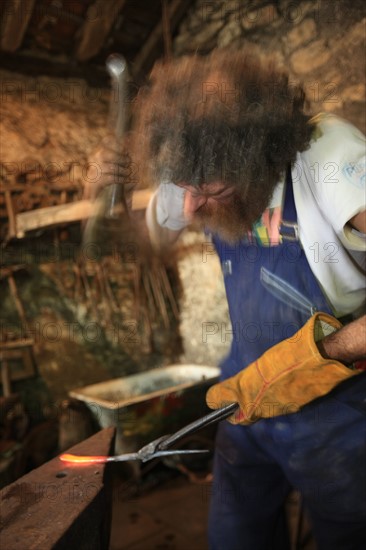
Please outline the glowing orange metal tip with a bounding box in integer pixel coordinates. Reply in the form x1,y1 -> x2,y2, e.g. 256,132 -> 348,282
60,453 -> 111,464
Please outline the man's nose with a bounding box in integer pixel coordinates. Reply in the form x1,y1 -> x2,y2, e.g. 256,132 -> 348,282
184,191 -> 207,218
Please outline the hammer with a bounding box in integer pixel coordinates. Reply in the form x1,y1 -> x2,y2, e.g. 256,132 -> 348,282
104,54 -> 129,218
82,54 -> 130,244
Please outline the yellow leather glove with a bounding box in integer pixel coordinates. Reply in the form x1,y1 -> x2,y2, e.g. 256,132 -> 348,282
206,312 -> 360,425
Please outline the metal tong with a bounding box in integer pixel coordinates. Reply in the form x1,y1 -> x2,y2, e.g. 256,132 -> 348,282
60,402 -> 239,465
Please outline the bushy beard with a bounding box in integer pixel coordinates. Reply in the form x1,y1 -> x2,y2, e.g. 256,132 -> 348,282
191,191 -> 270,244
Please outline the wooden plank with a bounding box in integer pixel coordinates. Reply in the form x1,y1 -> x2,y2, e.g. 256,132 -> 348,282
15,200 -> 94,238
0,0 -> 36,52
0,427 -> 116,550
0,350 -> 23,359
75,0 -> 126,61
4,190 -> 17,239
131,188 -> 152,211
0,360 -> 11,396
0,339 -> 34,350
15,190 -> 152,238
132,0 -> 194,78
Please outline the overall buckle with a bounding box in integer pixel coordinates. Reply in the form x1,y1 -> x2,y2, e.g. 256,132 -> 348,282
279,221 -> 299,241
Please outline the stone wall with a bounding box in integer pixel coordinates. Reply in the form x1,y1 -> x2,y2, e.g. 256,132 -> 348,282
174,0 -> 366,133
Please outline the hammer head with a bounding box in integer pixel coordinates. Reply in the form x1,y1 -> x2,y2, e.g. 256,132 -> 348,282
106,54 -> 127,80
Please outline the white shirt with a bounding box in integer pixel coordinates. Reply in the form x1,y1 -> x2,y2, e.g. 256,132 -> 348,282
292,114 -> 365,316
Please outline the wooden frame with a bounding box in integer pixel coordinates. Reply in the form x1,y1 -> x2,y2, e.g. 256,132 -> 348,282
0,340 -> 36,396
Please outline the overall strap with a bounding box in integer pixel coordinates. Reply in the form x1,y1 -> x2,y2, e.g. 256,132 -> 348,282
279,165 -> 300,241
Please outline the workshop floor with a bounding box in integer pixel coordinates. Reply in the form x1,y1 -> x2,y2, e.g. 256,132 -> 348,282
109,469 -> 317,550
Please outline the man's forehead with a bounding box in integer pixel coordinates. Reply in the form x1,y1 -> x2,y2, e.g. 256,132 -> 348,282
179,181 -> 232,193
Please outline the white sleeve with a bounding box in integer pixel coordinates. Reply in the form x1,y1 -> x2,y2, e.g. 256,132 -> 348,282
155,182 -> 188,231
145,183 -> 188,248
301,114 -> 366,251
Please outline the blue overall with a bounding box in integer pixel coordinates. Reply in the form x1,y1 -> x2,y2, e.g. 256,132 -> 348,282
208,168 -> 366,549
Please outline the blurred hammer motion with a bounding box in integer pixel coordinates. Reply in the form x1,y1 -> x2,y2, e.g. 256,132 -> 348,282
81,54 -> 179,351
82,53 -> 132,248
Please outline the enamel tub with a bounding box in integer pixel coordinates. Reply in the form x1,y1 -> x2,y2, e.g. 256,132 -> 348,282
69,364 -> 220,454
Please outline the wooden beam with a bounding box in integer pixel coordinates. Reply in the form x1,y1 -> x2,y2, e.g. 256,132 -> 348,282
75,0 -> 127,62
14,190 -> 152,238
0,51 -> 110,88
0,0 -> 36,52
132,0 -> 194,78
0,427 -> 116,550
15,200 -> 94,238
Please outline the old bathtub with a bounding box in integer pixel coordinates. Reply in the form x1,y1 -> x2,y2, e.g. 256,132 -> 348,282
69,364 -> 220,454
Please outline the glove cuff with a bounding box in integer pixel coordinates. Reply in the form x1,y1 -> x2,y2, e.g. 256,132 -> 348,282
304,312 -> 342,359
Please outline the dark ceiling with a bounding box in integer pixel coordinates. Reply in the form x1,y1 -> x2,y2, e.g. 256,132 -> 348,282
0,0 -> 194,87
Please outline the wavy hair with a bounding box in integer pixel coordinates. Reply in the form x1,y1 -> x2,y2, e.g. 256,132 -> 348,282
132,48 -> 314,202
